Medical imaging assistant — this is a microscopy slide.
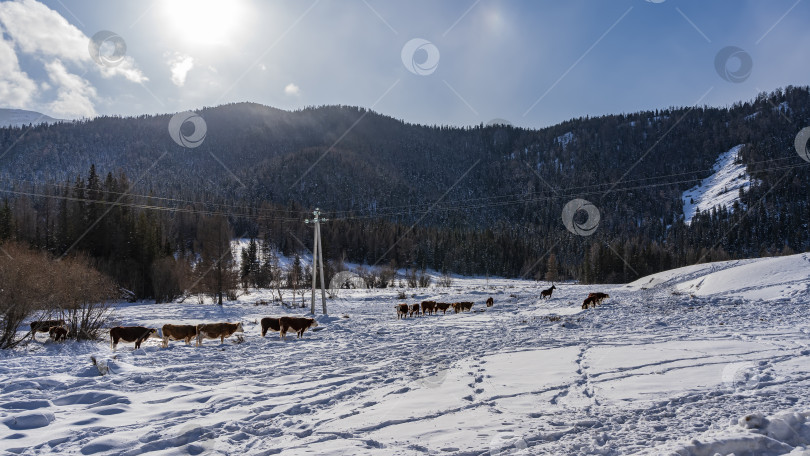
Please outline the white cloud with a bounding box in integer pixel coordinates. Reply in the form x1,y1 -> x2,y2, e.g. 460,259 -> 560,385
0,0 -> 87,64
166,53 -> 194,87
0,0 -> 147,116
99,56 -> 148,84
44,59 -> 97,118
0,35 -> 37,108
284,83 -> 300,96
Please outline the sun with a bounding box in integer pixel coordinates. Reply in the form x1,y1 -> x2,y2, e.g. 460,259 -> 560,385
163,0 -> 244,46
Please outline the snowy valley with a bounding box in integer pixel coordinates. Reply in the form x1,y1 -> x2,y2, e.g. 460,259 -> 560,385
2,254 -> 810,455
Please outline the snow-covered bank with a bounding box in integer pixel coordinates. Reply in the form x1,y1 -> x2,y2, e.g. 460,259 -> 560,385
1,254 -> 810,454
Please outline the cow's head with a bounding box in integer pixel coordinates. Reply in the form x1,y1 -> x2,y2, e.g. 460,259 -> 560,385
310,319 -> 319,329
148,328 -> 160,338
235,322 -> 244,333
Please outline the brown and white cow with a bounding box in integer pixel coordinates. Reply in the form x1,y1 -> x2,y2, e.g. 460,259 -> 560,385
261,317 -> 281,337
161,324 -> 197,348
196,322 -> 244,346
396,303 -> 409,319
30,319 -> 65,337
421,301 -> 437,315
110,326 -> 157,350
48,326 -> 67,342
409,303 -> 421,317
279,316 -> 318,339
435,302 -> 452,315
486,297 -> 494,307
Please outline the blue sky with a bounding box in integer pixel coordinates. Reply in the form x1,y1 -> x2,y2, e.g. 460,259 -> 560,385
1,0 -> 808,128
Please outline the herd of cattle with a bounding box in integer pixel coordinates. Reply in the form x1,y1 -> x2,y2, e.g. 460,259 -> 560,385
396,291 -> 610,319
29,316 -> 318,351
28,287 -> 611,350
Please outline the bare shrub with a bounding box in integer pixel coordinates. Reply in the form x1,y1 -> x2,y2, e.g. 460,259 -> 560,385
437,271 -> 453,288
418,269 -> 432,288
0,243 -> 115,348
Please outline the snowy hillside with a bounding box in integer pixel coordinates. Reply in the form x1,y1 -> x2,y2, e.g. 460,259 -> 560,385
0,109 -> 61,127
2,254 -> 810,454
682,145 -> 756,224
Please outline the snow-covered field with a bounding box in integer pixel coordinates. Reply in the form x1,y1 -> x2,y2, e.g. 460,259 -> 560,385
2,253 -> 810,455
682,144 -> 756,225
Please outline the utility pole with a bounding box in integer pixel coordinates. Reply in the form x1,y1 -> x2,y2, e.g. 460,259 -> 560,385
305,208 -> 328,315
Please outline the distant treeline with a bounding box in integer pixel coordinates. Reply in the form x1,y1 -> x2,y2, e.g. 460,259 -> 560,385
0,87 -> 809,299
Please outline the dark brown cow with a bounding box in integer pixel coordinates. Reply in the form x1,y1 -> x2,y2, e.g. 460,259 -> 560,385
588,292 -> 610,305
451,302 -> 461,314
30,319 -> 65,335
409,303 -> 420,317
486,297 -> 494,307
460,302 -> 473,312
110,326 -> 157,350
435,302 -> 452,315
196,322 -> 244,346
261,317 -> 281,337
279,316 -> 318,339
396,303 -> 409,319
540,285 -> 556,299
48,326 -> 67,342
161,324 -> 197,348
421,301 -> 437,315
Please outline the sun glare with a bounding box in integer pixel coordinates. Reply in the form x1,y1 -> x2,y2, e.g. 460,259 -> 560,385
163,0 -> 244,46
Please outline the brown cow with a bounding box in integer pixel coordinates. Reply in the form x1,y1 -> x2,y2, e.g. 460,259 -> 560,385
588,292 -> 610,305
409,303 -> 420,317
540,284 -> 556,299
582,297 -> 595,309
435,302 -> 452,315
460,302 -> 473,312
261,317 -> 281,337
110,326 -> 157,350
486,297 -> 494,307
196,322 -> 244,346
48,326 -> 67,342
279,316 -> 318,339
396,303 -> 409,319
161,324 -> 197,348
421,301 -> 437,315
451,302 -> 461,314
30,319 -> 65,336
